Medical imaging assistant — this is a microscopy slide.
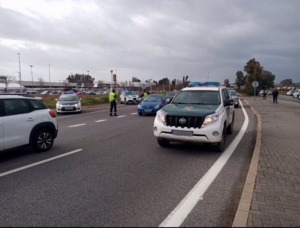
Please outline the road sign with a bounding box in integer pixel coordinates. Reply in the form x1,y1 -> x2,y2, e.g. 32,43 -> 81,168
252,81 -> 259,88
141,83 -> 146,90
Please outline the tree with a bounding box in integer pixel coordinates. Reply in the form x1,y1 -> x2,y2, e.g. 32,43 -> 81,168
97,80 -> 104,89
280,79 -> 293,86
132,77 -> 141,82
224,79 -> 230,87
235,71 -> 246,89
67,73 -> 94,83
4,76 -> 15,93
38,77 -> 45,89
243,58 -> 275,95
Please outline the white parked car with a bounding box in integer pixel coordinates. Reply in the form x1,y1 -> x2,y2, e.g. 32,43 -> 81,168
56,94 -> 82,114
120,91 -> 140,104
286,90 -> 294,96
293,89 -> 300,98
0,94 -> 58,152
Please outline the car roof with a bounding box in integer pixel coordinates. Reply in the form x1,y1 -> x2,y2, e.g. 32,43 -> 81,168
181,86 -> 221,91
0,94 -> 37,99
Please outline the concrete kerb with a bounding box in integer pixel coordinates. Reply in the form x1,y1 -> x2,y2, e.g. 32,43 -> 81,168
232,98 -> 262,227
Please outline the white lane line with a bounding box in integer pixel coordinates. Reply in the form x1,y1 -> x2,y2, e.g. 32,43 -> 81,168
68,124 -> 86,128
94,119 -> 107,123
131,113 -> 138,115
159,101 -> 249,227
0,149 -> 83,178
116,115 -> 126,118
56,106 -> 133,119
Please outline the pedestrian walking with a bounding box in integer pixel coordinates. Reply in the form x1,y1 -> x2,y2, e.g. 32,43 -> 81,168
272,88 -> 279,104
109,89 -> 118,116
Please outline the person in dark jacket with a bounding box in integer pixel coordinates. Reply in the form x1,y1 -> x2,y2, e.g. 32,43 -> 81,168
272,89 -> 279,104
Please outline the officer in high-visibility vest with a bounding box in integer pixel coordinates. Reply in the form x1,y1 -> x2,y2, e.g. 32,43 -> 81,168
142,90 -> 148,99
109,89 -> 118,116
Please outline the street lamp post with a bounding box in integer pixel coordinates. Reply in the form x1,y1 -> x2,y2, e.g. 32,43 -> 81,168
110,70 -> 113,91
49,64 -> 51,89
17,53 -> 21,89
29,65 -> 34,89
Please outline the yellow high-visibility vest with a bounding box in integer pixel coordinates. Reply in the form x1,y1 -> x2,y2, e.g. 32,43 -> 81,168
109,92 -> 116,102
143,93 -> 148,98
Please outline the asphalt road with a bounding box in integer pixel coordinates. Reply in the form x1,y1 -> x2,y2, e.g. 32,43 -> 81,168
0,101 -> 256,227
264,94 -> 299,103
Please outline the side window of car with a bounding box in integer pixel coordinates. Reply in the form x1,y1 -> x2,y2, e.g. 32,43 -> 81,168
28,99 -> 47,110
4,99 -> 30,116
222,89 -> 230,101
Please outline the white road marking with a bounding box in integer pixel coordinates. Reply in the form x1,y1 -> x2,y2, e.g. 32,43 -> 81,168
131,113 -> 138,115
116,115 -> 126,118
94,119 -> 107,122
0,149 -> 83,178
56,106 -> 133,119
68,124 -> 86,128
159,101 -> 249,227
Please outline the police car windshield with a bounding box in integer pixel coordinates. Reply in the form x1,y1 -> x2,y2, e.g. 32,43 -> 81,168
125,92 -> 136,95
172,91 -> 220,105
59,95 -> 79,101
143,95 -> 162,102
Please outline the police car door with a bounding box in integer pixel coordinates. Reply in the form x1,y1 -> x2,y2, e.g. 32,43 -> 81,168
221,89 -> 233,126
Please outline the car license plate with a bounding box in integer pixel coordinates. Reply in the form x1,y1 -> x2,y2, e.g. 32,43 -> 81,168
144,109 -> 152,112
172,130 -> 193,136
65,107 -> 73,110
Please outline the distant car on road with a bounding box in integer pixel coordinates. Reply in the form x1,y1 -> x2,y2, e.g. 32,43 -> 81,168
293,89 -> 300,98
55,94 -> 82,114
137,94 -> 167,115
227,89 -> 240,108
287,90 -> 295,96
165,91 -> 177,103
49,91 -> 61,95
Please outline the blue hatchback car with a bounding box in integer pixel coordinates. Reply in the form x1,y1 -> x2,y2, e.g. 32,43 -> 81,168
137,94 -> 167,115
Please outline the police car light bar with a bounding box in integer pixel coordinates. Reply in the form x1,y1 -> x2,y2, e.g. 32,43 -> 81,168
188,81 -> 220,87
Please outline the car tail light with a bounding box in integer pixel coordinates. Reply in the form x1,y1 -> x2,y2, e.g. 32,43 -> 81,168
49,110 -> 56,118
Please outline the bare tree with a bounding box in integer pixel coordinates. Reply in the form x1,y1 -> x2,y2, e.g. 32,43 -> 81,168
4,76 -> 15,93
63,80 -> 69,90
98,80 -> 104,90
38,77 -> 45,89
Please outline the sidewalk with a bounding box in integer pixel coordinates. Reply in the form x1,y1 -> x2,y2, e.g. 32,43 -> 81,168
235,96 -> 300,227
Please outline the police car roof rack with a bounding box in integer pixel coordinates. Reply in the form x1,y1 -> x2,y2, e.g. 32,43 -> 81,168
188,81 -> 220,87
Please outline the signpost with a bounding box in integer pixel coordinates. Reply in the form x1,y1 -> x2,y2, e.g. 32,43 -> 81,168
141,83 -> 146,90
252,81 -> 259,101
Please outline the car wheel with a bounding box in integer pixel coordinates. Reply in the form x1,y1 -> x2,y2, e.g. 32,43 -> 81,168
212,127 -> 225,152
32,129 -> 54,152
227,115 -> 234,135
235,104 -> 239,108
157,138 -> 170,147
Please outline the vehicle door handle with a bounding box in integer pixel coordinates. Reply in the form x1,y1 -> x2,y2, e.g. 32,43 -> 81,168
27,117 -> 35,121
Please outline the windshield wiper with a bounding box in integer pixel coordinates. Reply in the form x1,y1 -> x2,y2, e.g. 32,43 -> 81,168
190,103 -> 206,105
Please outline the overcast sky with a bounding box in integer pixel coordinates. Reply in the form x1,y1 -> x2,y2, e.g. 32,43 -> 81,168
1,0 -> 300,85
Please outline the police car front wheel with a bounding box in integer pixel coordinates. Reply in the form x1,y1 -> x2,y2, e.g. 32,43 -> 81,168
157,138 -> 170,147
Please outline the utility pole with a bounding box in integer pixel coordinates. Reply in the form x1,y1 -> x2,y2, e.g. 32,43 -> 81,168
29,65 -> 34,89
49,64 -> 51,89
17,53 -> 21,89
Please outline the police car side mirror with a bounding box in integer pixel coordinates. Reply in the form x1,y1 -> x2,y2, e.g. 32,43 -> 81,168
224,99 -> 234,107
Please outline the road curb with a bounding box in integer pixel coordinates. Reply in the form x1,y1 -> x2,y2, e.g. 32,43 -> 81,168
232,98 -> 262,227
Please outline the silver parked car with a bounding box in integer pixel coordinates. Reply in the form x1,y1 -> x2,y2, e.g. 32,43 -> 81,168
227,89 -> 240,108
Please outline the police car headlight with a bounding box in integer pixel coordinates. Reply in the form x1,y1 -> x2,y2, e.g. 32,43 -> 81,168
156,110 -> 166,126
155,104 -> 160,109
202,113 -> 219,128
75,103 -> 80,107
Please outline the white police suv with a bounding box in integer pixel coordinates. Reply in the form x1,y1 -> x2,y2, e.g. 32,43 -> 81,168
154,82 -> 235,152
0,94 -> 58,153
